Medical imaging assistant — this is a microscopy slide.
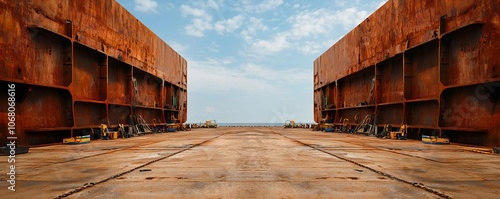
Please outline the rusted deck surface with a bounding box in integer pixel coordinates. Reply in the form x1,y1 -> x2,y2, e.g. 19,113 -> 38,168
1,128 -> 499,198
314,0 -> 500,146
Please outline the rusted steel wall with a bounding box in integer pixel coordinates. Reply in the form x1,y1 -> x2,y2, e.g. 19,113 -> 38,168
0,0 -> 187,145
314,0 -> 500,146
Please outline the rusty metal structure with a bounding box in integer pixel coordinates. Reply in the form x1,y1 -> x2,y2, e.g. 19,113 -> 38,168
0,0 -> 187,145
314,0 -> 500,146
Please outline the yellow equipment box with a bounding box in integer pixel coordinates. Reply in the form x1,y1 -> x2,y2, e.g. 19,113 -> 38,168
63,135 -> 90,144
109,131 -> 118,139
422,135 -> 449,144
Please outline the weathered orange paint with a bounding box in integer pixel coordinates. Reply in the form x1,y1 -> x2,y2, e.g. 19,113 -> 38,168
0,0 -> 187,145
314,0 -> 500,146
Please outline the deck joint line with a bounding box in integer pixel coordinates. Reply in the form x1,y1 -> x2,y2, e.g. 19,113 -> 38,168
53,133 -> 226,199
275,132 -> 453,199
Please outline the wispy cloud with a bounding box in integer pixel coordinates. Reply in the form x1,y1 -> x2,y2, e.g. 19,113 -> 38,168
188,57 -> 310,96
179,4 -> 213,37
237,0 -> 285,13
205,0 -> 223,10
134,0 -> 158,13
287,7 -> 368,38
251,33 -> 290,54
189,63 -> 276,96
240,17 -> 269,42
254,0 -> 285,13
214,15 -> 245,35
298,40 -> 335,55
180,4 -> 210,18
181,3 -> 247,37
185,19 -> 213,37
247,6 -> 369,54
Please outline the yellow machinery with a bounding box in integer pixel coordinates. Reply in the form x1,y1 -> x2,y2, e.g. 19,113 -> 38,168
388,124 -> 407,140
313,115 -> 330,131
205,120 -> 217,128
284,120 -> 296,128
100,124 -> 110,140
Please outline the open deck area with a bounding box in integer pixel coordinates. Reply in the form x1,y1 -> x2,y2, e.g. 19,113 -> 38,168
2,128 -> 499,199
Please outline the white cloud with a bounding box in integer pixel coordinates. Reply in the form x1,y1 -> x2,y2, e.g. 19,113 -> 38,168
251,33 -> 289,53
293,4 -> 300,9
205,0 -> 222,10
287,7 -> 369,39
134,0 -> 158,13
179,0 -> 286,37
180,4 -> 209,18
238,0 -> 284,13
298,41 -> 323,54
185,27 -> 204,37
187,57 -> 309,96
179,4 -> 215,37
185,18 -> 213,37
188,58 -> 276,94
247,7 -> 369,54
214,15 -> 245,35
255,0 -> 284,12
247,17 -> 269,33
298,39 -> 336,54
180,4 -> 245,37
240,17 -> 268,42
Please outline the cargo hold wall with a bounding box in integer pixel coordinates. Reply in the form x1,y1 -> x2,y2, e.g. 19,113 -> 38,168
0,0 -> 187,145
314,0 -> 500,146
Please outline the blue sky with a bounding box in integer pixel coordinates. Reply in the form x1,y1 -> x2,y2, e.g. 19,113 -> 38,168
116,0 -> 386,123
